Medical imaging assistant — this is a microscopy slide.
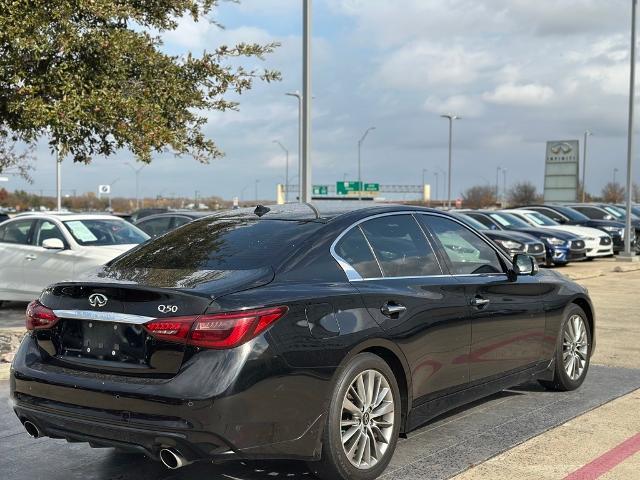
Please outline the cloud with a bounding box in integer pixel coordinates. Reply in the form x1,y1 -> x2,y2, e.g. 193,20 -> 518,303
483,83 -> 555,106
424,95 -> 484,117
377,42 -> 494,89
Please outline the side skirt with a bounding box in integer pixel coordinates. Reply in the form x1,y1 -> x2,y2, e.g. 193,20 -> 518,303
406,362 -> 549,432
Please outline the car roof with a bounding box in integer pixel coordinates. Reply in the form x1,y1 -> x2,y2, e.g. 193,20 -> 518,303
206,202 -> 447,224
10,212 -> 124,222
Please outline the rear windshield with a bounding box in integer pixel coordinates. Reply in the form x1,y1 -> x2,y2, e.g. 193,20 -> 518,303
63,219 -> 149,246
110,218 -> 321,270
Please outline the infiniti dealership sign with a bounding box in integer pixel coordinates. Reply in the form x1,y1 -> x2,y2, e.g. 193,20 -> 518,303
543,140 -> 579,203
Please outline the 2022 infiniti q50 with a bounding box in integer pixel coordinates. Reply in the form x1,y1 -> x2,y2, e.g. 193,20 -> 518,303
10,204 -> 595,480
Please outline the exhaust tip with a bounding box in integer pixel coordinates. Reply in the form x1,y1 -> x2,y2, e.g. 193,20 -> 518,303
23,420 -> 40,439
159,448 -> 189,470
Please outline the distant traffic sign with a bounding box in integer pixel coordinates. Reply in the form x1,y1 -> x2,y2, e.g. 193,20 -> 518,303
313,185 -> 329,195
337,181 -> 380,195
98,185 -> 111,195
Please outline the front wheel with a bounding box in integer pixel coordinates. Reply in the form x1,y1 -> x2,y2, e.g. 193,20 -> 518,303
539,305 -> 591,391
309,353 -> 401,480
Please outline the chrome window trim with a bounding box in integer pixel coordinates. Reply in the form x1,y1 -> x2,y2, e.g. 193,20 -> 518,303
53,310 -> 155,325
330,210 -> 512,282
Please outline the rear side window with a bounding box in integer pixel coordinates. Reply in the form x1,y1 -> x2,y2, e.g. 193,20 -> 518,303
111,218 -> 321,271
137,216 -> 173,238
334,227 -> 382,279
423,216 -> 504,275
359,215 -> 441,277
0,219 -> 34,245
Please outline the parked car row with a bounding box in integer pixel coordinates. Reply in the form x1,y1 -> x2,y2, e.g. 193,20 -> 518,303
455,203 -> 639,268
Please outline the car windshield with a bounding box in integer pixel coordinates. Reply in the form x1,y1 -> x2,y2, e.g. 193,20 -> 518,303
553,206 -> 590,221
522,212 -> 559,226
603,206 -> 624,218
458,214 -> 489,231
488,212 -> 531,229
63,219 -> 149,246
110,218 -> 322,271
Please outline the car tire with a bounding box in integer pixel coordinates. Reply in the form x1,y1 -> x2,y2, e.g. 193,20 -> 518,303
539,304 -> 591,392
309,353 -> 401,480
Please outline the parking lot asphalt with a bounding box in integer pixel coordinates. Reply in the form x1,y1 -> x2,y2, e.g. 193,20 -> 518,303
1,262 -> 639,478
0,365 -> 638,480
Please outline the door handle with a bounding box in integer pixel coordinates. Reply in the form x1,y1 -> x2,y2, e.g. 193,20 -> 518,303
471,296 -> 490,308
25,254 -> 37,261
380,302 -> 407,317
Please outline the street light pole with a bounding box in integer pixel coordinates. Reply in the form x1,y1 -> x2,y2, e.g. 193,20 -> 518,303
273,141 -> 290,202
301,0 -> 312,203
55,145 -> 62,212
496,166 -> 501,202
125,163 -> 145,210
614,168 -> 619,184
503,168 -> 508,203
582,130 -> 592,202
357,127 -> 376,200
441,114 -> 460,209
286,91 -> 303,201
434,172 -> 439,201
621,0 -> 638,260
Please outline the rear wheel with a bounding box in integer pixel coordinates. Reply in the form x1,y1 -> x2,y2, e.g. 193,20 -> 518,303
309,353 -> 401,480
539,305 -> 591,391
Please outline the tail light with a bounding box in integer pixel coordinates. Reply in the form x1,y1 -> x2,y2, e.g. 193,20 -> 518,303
144,306 -> 288,350
26,300 -> 60,330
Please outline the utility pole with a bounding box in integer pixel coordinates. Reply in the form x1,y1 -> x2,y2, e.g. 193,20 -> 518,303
286,91 -> 303,201
441,114 -> 460,209
301,0 -> 312,203
55,145 -> 62,212
620,0 -> 638,261
582,130 -> 592,202
358,127 -> 376,200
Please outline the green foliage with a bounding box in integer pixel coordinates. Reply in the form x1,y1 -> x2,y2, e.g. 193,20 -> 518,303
0,131 -> 35,181
0,0 -> 280,163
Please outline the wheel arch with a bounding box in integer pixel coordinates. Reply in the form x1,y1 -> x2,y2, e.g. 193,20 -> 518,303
570,295 -> 596,355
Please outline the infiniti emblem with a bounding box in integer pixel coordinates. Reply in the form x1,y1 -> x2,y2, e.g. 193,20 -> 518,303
88,293 -> 108,308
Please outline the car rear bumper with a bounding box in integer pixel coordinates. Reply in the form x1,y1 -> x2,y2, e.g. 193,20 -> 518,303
10,335 -> 328,463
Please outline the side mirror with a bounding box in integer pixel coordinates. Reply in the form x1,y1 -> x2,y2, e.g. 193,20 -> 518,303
512,254 -> 538,277
42,238 -> 64,250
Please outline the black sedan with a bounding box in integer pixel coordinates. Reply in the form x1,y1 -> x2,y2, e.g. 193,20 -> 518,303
463,210 -> 587,266
454,213 -> 546,263
10,204 -> 595,480
567,203 -> 640,252
521,204 -> 630,253
135,211 -> 213,238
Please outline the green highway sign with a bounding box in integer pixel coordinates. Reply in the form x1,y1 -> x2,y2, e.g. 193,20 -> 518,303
337,181 -> 380,195
312,185 -> 329,195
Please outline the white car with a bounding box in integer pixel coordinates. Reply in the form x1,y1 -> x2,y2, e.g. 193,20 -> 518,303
0,213 -> 149,303
508,209 -> 614,259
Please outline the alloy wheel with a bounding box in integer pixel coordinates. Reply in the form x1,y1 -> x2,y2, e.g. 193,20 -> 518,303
562,314 -> 589,381
340,369 -> 395,469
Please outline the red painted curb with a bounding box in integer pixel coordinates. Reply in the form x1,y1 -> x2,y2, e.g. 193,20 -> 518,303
563,432 -> 640,480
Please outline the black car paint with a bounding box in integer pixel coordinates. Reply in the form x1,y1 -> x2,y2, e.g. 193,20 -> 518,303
10,205 -> 595,466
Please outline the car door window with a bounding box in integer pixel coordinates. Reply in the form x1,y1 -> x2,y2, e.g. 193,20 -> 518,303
572,206 -> 604,219
466,213 -> 497,229
423,216 -> 505,275
137,217 -> 172,238
172,216 -> 192,229
0,219 -> 35,245
334,227 -> 382,279
34,220 -> 66,247
359,215 -> 441,277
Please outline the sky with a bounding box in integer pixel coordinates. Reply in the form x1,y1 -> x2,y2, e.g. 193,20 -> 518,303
6,0 -> 640,202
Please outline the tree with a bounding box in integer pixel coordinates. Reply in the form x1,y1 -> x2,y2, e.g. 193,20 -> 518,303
462,185 -> 496,209
507,182 -> 541,206
0,1 -> 280,164
0,132 -> 34,181
601,182 -> 624,203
